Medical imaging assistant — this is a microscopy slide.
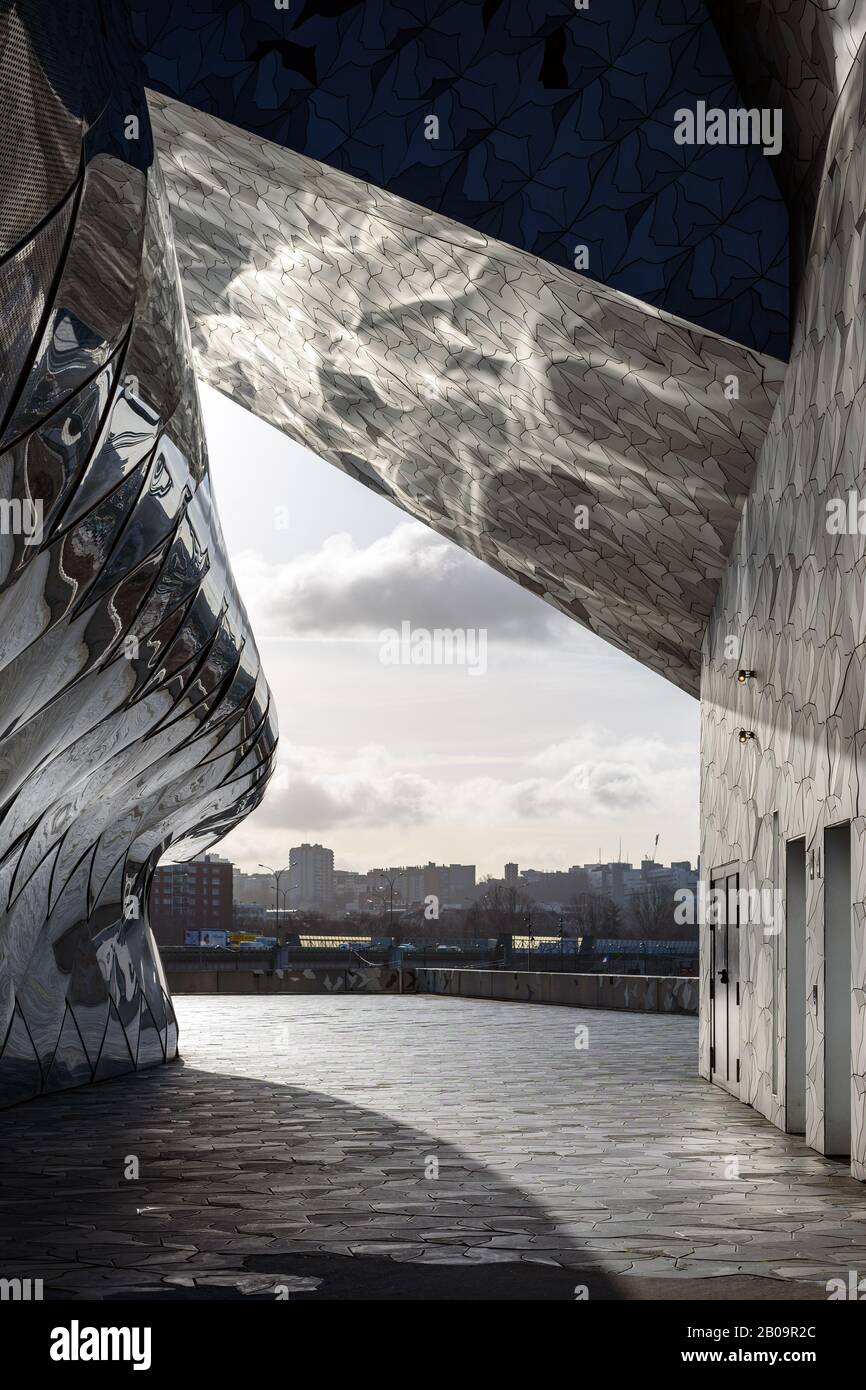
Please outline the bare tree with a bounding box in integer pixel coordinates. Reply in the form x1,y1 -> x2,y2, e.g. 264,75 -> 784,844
469,884 -> 534,936
565,891 -> 620,936
627,883 -> 679,939
295,908 -> 324,932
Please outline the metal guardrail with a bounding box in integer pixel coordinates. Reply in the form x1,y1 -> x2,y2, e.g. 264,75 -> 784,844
159,943 -> 697,976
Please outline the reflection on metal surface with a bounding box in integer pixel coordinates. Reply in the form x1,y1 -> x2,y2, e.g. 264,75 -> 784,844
151,91 -> 785,696
0,3 -> 276,1106
134,0 -> 789,356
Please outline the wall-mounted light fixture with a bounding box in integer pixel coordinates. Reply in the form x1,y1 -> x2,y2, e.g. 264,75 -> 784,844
738,729 -> 755,744
736,669 -> 756,683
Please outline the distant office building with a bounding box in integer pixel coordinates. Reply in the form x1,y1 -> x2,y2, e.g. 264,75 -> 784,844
626,859 -> 698,909
422,863 -> 441,901
289,843 -> 335,908
401,866 -> 426,905
369,866 -> 426,907
581,860 -> 634,906
149,854 -> 233,946
470,860 -> 700,914
444,861 -> 478,906
233,902 -> 268,932
427,862 -> 475,905
519,869 -> 589,906
363,867 -> 420,912
333,870 -> 366,912
361,863 -> 476,910
232,869 -> 275,909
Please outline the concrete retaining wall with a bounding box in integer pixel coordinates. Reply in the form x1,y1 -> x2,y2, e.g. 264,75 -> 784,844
413,968 -> 697,1015
168,965 -> 410,995
168,964 -> 696,1014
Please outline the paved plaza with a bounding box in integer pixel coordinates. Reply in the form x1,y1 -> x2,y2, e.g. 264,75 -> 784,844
1,995 -> 865,1300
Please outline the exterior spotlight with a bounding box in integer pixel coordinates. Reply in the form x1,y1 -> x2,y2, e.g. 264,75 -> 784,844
738,729 -> 755,744
736,669 -> 756,683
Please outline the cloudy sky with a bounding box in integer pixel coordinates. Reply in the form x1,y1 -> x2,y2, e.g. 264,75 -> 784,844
200,382 -> 699,878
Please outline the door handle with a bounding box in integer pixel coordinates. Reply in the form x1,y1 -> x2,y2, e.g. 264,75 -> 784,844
718,969 -> 729,984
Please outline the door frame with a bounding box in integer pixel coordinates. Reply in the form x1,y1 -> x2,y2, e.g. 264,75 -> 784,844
785,837 -> 806,1133
823,821 -> 852,1157
709,861 -> 740,1097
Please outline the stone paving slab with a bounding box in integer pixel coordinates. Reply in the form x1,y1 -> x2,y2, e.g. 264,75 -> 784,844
0,995 -> 864,1299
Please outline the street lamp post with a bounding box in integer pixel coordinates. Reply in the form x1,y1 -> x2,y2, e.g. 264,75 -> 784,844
376,871 -> 403,945
259,863 -> 290,943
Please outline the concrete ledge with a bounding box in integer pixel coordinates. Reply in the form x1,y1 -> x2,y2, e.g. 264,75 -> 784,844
168,965 -> 410,995
167,963 -> 696,1014
413,967 -> 697,1015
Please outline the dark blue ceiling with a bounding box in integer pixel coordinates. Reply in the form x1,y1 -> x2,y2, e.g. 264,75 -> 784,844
130,0 -> 788,358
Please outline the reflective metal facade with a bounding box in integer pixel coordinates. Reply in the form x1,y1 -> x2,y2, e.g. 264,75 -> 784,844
700,32 -> 866,1179
5,0 -> 866,1190
134,0 -> 789,356
150,91 -> 785,695
0,3 -> 277,1106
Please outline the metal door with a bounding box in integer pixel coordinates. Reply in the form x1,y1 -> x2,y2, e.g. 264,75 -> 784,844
710,868 -> 740,1095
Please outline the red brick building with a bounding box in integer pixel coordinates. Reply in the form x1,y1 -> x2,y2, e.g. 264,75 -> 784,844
148,854 -> 233,945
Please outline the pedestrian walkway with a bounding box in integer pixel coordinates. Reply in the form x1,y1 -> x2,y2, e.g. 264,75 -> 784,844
0,995 -> 863,1299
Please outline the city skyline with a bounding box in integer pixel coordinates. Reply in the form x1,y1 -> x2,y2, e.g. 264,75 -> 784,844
232,846 -> 698,882
155,849 -> 699,939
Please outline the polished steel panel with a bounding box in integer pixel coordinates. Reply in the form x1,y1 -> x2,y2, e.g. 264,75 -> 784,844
0,6 -> 277,1107
151,91 -> 787,695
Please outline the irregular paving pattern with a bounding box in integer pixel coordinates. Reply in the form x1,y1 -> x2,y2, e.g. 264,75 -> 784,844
0,997 -> 864,1300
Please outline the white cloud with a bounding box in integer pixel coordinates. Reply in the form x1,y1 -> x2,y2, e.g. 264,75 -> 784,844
229,731 -> 696,839
253,745 -> 437,830
202,386 -> 698,876
233,521 -> 565,644
505,729 -> 696,815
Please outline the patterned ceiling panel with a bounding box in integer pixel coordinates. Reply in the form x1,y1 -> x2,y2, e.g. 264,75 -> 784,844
706,0 -> 866,202
134,0 -> 789,356
705,0 -> 866,290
